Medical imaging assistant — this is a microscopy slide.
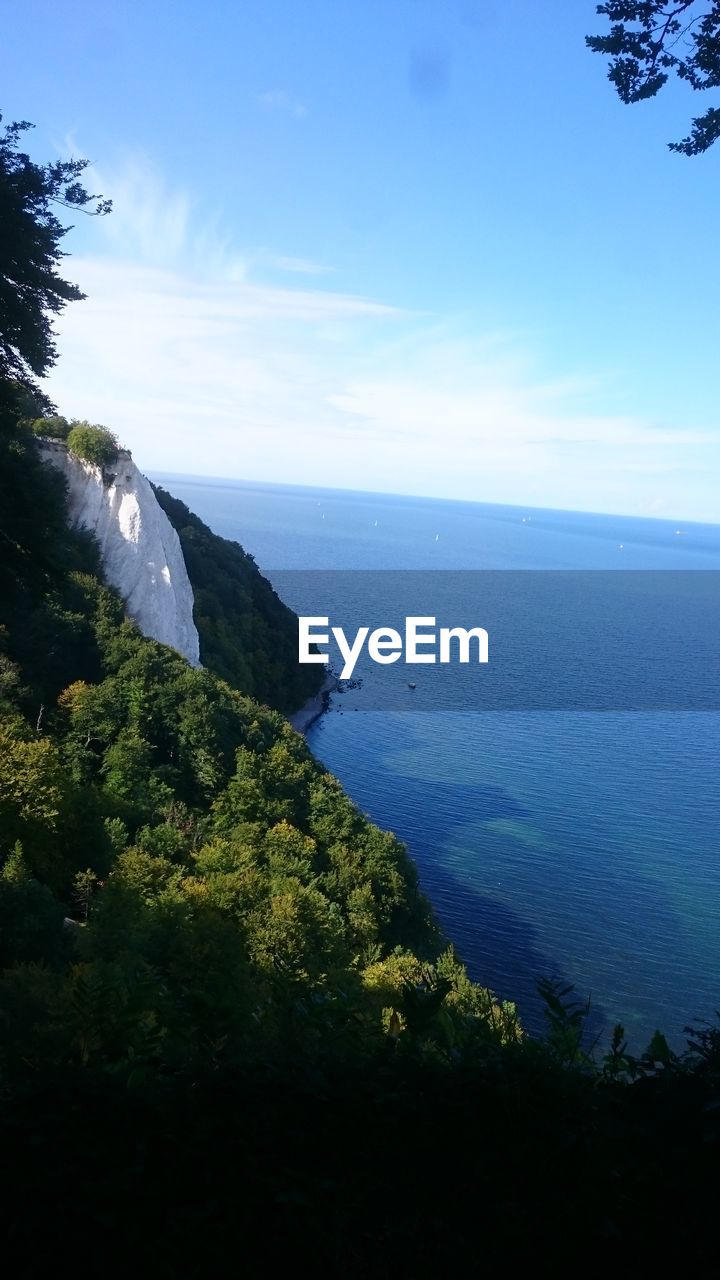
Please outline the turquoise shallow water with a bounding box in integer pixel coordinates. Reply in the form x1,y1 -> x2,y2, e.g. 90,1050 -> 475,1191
153,473 -> 720,1045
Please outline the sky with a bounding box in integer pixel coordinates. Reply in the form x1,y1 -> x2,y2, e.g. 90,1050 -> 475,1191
2,0 -> 719,521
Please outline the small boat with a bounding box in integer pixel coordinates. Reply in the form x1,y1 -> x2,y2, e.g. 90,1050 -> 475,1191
407,682 -> 416,690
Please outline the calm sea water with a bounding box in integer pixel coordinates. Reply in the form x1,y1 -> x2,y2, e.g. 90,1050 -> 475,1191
153,473 -> 720,1047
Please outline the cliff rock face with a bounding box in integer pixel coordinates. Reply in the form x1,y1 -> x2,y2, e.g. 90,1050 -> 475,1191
39,441 -> 201,666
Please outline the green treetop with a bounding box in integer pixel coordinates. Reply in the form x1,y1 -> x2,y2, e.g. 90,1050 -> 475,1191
66,423 -> 119,467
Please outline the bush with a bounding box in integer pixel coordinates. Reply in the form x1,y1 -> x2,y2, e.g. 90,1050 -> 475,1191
66,423 -> 119,468
27,416 -> 71,440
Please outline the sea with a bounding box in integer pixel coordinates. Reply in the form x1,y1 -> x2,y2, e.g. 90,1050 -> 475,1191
152,472 -> 720,1049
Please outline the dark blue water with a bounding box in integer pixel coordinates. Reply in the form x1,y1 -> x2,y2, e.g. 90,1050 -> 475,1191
153,473 -> 720,1047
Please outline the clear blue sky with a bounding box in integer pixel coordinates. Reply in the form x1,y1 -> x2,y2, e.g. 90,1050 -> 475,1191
2,0 -> 719,520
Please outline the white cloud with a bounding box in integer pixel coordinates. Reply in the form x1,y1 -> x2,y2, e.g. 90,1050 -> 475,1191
42,159 -> 720,523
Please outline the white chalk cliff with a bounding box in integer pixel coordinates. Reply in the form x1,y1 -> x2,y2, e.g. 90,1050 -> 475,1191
39,441 -> 201,667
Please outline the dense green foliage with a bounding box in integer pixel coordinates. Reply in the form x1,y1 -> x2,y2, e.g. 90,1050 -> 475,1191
66,421 -> 119,467
588,2 -> 720,153
0,116 -> 109,413
153,483 -> 324,712
0,416 -> 518,1090
25,413 -> 71,440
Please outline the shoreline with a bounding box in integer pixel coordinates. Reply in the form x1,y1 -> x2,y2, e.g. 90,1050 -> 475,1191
289,670 -> 338,734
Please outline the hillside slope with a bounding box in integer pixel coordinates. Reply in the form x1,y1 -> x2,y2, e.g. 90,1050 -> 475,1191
153,483 -> 323,713
0,417 -> 515,1075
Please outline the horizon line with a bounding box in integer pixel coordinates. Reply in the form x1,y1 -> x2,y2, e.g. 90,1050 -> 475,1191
145,467 -> 720,532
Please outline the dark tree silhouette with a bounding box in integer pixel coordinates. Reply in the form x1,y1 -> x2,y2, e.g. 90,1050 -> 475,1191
0,114 -> 111,412
587,2 -> 720,154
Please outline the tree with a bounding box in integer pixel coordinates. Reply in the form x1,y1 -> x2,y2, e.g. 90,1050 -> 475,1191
66,422 -> 119,467
26,414 -> 70,440
0,114 -> 110,413
587,2 -> 720,154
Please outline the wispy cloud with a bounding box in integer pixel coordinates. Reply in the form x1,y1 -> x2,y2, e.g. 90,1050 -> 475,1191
71,153 -> 246,279
43,158 -> 720,522
259,253 -> 331,276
